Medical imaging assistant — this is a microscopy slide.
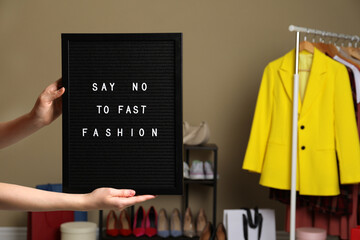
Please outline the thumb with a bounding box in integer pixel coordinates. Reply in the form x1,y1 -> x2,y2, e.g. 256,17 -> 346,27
54,87 -> 65,99
111,189 -> 136,198
45,87 -> 65,102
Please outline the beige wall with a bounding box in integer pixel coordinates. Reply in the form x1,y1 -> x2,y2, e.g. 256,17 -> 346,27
0,0 -> 359,229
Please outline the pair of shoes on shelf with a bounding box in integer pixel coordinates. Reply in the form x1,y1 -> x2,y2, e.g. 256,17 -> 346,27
106,210 -> 132,237
199,222 -> 227,240
189,160 -> 215,180
133,206 -> 158,237
157,208 -> 183,238
183,207 -> 208,237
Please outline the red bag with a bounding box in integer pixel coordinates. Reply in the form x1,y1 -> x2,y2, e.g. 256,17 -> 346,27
351,226 -> 360,240
27,211 -> 74,240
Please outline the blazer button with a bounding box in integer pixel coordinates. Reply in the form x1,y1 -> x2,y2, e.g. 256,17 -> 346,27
301,146 -> 305,150
300,125 -> 305,130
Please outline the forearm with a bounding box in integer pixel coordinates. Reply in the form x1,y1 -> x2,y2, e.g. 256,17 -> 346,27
0,183 -> 87,211
0,112 -> 43,149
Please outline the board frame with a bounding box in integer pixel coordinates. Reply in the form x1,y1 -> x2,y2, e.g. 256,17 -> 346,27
61,33 -> 183,195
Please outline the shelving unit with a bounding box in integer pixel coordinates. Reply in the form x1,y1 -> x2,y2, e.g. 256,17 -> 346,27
98,143 -> 218,240
183,144 -> 218,229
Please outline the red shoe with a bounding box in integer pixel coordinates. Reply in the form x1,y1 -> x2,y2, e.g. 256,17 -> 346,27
106,210 -> 119,236
145,206 -> 158,237
119,209 -> 132,236
133,206 -> 146,237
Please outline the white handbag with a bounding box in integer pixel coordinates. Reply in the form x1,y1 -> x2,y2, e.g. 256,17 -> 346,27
183,121 -> 210,145
223,208 -> 276,240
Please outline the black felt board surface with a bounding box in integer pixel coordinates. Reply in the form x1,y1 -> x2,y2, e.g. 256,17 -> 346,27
62,33 -> 182,195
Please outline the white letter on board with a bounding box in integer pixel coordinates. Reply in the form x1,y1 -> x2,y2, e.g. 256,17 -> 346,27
132,82 -> 138,91
118,105 -> 123,114
109,83 -> 115,91
92,83 -> 98,91
133,106 -> 139,114
101,83 -> 107,91
106,128 -> 111,137
96,105 -> 102,114
126,106 -> 131,114
139,128 -> 145,137
117,128 -> 123,137
103,105 -> 109,114
82,128 -> 88,137
93,128 -> 99,137
152,128 -> 158,137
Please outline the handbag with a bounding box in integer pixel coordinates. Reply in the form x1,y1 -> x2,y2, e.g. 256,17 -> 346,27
183,121 -> 210,145
223,208 -> 276,240
27,211 -> 74,240
242,208 -> 263,240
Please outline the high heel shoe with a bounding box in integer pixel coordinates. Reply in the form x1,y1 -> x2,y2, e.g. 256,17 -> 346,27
133,206 -> 146,237
106,210 -> 119,236
215,223 -> 226,240
183,207 -> 195,237
118,209 -> 132,236
200,222 -> 213,240
157,208 -> 170,238
145,206 -> 157,237
170,208 -> 183,237
196,208 -> 208,236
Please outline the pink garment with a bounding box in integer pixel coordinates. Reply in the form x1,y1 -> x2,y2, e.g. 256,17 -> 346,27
286,185 -> 358,240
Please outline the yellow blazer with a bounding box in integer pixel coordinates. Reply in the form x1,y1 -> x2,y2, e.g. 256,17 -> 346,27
243,48 -> 360,196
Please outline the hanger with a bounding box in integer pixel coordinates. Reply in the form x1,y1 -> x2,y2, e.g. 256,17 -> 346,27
299,41 -> 314,54
298,34 -> 314,72
312,42 -> 339,58
343,46 -> 360,61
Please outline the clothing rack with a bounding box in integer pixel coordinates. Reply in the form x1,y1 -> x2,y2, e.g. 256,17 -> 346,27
289,25 -> 360,44
288,25 -> 360,240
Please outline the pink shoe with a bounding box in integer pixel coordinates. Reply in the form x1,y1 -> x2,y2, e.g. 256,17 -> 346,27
145,206 -> 158,237
133,206 -> 146,237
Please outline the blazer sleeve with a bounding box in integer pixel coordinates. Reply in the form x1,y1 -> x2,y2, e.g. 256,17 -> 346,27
242,64 -> 274,173
334,64 -> 360,184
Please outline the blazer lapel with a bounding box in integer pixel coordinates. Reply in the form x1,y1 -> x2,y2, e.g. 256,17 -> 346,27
279,49 -> 302,113
278,48 -> 327,117
300,48 -> 327,116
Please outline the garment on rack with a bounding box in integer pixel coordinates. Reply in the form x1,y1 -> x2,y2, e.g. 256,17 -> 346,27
243,48 -> 360,196
270,185 -> 353,216
334,55 -> 360,103
340,47 -> 360,67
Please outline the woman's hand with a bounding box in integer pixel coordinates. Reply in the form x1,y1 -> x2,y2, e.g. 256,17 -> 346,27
83,188 -> 156,211
30,78 -> 65,128
0,79 -> 65,148
0,183 -> 155,211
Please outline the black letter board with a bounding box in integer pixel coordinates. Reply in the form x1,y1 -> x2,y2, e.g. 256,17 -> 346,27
62,33 -> 182,195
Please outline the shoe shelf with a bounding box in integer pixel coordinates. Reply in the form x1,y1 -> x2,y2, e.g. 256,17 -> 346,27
183,143 -> 218,233
184,179 -> 215,186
